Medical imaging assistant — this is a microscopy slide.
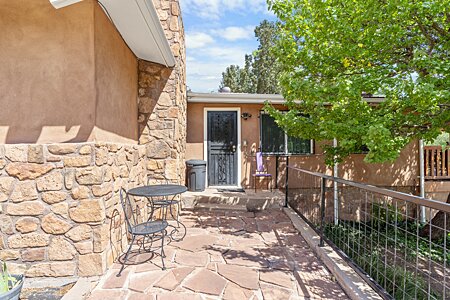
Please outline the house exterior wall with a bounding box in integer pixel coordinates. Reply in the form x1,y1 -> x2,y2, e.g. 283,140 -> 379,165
0,0 -> 96,144
91,3 -> 139,144
187,102 -> 419,188
0,0 -> 139,144
425,181 -> 450,203
0,143 -> 148,277
0,0 -> 186,280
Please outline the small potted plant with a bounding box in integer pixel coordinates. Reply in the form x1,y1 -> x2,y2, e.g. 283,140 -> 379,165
0,261 -> 24,300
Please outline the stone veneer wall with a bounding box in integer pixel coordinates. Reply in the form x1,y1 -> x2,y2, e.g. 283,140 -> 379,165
138,0 -> 186,185
0,143 -> 149,277
0,0 -> 186,280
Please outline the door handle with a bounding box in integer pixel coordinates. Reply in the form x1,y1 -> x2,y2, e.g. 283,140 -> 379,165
231,145 -> 236,152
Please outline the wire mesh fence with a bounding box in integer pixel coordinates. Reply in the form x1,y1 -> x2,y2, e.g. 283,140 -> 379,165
286,166 -> 450,300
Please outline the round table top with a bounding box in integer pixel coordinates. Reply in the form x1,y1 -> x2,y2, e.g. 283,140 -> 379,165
127,184 -> 188,198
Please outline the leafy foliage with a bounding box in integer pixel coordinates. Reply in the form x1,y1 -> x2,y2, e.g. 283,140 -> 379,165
0,261 -> 18,294
220,20 -> 282,94
325,222 -> 443,299
220,55 -> 256,93
425,131 -> 449,147
266,0 -> 450,165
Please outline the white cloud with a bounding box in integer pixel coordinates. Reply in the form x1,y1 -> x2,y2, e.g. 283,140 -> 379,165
187,61 -> 228,92
186,32 -> 214,49
186,45 -> 250,92
211,26 -> 254,41
180,0 -> 269,20
180,0 -> 274,92
196,46 -> 248,63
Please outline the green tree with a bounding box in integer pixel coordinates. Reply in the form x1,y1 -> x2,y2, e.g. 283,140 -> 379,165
220,20 -> 281,94
240,54 -> 257,93
220,64 -> 243,93
266,0 -> 450,165
253,20 -> 281,94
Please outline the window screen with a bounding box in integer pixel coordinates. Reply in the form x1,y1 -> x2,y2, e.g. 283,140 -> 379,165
260,113 -> 313,154
261,114 -> 285,153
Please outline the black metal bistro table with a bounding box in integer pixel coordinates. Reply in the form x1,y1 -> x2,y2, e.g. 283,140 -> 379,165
127,184 -> 187,241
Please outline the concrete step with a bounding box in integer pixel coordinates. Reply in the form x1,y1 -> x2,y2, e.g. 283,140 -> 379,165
189,203 -> 247,212
181,188 -> 285,212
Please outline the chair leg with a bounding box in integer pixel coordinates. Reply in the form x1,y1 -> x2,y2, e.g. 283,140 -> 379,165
117,235 -> 136,277
176,201 -> 180,227
161,231 -> 166,270
254,176 -> 256,193
148,198 -> 155,221
168,201 -> 186,242
168,201 -> 179,227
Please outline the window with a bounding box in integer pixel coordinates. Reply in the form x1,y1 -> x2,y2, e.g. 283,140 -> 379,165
353,144 -> 369,154
260,113 -> 313,154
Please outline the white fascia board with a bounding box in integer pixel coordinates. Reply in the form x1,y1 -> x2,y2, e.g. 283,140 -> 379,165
98,0 -> 176,67
134,0 -> 176,67
187,92 -> 386,105
49,0 -> 83,9
188,92 -> 287,104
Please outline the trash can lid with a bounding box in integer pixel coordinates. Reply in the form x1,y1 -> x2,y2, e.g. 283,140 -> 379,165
186,159 -> 207,166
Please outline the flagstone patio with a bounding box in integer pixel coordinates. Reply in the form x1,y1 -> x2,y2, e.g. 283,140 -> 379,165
86,209 -> 348,300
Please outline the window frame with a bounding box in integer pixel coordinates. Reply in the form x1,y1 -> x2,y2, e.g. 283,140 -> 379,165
259,111 -> 314,155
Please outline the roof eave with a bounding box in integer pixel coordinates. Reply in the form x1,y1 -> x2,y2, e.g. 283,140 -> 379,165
187,92 -> 386,104
49,0 -> 176,68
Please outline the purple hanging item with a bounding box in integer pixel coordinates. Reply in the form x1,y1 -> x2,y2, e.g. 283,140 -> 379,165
256,151 -> 265,172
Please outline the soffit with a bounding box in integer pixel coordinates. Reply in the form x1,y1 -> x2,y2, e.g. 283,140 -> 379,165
49,0 -> 176,67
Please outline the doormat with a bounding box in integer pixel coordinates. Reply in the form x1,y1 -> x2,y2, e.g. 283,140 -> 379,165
217,188 -> 245,193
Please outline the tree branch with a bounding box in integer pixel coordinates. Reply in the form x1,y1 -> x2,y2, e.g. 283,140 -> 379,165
415,18 -> 437,56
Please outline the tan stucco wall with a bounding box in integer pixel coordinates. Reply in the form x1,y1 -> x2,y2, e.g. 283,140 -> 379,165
187,102 -> 419,188
92,3 -> 138,143
0,0 -> 138,144
425,181 -> 450,203
0,0 -> 96,144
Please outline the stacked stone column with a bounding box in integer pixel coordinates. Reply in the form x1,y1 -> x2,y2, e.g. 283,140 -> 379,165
138,0 -> 186,185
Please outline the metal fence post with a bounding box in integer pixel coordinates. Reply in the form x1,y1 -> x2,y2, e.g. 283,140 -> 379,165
284,156 -> 289,207
320,177 -> 326,247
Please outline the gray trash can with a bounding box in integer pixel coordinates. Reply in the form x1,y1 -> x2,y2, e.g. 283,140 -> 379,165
186,160 -> 206,192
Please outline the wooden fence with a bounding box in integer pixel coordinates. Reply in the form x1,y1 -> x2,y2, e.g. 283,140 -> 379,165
424,146 -> 450,179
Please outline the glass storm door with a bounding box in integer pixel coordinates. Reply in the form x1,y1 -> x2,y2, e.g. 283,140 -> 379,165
207,111 -> 238,186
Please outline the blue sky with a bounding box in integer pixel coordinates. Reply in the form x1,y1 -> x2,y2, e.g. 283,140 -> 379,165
179,0 -> 276,93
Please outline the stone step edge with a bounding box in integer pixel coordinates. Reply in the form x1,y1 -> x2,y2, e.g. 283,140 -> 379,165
61,276 -> 102,300
21,276 -> 78,300
185,203 -> 248,212
182,194 -> 284,203
181,196 -> 285,212
283,207 -> 382,300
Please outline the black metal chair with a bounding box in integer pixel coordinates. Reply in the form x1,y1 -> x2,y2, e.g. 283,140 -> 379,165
146,176 -> 186,241
117,188 -> 168,276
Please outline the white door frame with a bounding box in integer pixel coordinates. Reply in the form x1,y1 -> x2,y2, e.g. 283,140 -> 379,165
203,107 -> 242,188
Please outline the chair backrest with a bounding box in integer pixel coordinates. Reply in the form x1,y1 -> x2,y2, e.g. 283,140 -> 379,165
147,175 -> 169,185
119,188 -> 137,232
256,152 -> 265,172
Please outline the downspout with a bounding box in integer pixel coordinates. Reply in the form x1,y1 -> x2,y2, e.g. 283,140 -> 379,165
333,138 -> 339,225
419,139 -> 426,223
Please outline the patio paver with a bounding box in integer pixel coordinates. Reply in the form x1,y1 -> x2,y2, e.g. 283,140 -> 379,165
183,269 -> 227,295
86,209 -> 349,299
217,264 -> 259,290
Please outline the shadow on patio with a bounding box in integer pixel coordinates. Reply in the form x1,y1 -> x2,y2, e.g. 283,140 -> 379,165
87,209 -> 348,299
